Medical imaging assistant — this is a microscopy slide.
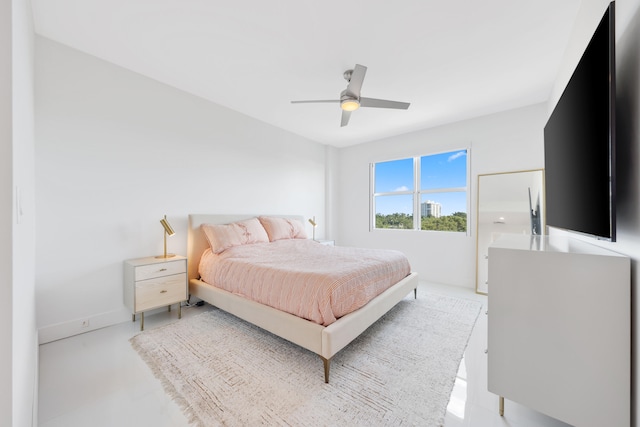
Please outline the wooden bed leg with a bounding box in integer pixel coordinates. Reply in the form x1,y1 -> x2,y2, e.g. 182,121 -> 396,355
321,357 -> 330,383
414,287 -> 417,299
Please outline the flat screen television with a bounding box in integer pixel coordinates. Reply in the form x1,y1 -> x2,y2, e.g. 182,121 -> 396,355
544,1 -> 616,241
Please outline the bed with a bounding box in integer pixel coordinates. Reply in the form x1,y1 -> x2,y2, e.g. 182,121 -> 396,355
187,214 -> 419,383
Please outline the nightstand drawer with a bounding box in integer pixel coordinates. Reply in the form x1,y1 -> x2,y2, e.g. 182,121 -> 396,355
135,273 -> 187,312
135,259 -> 186,281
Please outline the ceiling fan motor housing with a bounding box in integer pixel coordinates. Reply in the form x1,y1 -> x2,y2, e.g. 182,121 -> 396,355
340,89 -> 360,111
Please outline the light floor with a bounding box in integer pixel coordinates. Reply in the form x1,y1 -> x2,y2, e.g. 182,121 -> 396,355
38,282 -> 571,427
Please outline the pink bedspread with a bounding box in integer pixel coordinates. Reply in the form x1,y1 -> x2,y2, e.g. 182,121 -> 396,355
198,239 -> 411,326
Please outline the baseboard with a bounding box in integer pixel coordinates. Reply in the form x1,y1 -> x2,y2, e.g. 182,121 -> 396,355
38,309 -> 131,344
37,304 -> 188,344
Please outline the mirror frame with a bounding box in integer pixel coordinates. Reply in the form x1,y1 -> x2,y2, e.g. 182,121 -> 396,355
475,169 -> 545,295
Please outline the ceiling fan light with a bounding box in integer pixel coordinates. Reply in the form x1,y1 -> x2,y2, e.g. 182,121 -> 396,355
341,99 -> 360,111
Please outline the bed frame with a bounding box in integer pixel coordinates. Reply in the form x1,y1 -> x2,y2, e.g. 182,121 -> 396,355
187,214 -> 419,383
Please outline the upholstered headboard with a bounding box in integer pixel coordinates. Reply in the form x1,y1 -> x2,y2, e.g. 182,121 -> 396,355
187,214 -> 305,281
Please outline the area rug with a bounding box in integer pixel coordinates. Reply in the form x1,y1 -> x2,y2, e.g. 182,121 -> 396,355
130,292 -> 481,427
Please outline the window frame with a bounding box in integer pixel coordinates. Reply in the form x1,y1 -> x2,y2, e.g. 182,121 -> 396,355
370,148 -> 471,234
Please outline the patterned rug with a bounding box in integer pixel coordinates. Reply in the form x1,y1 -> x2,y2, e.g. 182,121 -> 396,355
130,292 -> 481,426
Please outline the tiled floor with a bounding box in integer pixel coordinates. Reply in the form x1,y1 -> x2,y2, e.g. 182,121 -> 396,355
38,282 -> 571,427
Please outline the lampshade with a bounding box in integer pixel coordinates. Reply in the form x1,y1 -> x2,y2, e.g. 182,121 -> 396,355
160,217 -> 175,236
341,99 -> 360,111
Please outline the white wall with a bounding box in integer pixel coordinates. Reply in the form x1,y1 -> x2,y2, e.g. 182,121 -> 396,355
12,0 -> 37,423
2,0 -> 38,426
0,0 -> 13,423
34,37 -> 327,342
546,0 -> 640,423
334,103 -> 546,288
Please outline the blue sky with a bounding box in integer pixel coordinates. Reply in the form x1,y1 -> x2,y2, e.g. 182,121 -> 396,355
374,150 -> 468,216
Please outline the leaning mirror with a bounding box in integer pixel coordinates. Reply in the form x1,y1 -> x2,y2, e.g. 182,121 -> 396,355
476,169 -> 544,294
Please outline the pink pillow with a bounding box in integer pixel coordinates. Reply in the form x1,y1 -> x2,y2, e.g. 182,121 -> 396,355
201,218 -> 269,254
258,216 -> 308,241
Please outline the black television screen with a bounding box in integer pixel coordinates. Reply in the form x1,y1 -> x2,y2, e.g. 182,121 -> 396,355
544,2 -> 616,241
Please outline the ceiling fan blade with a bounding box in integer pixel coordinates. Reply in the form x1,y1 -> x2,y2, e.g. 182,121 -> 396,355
360,97 -> 410,110
341,110 -> 352,127
345,64 -> 367,98
291,100 -> 340,104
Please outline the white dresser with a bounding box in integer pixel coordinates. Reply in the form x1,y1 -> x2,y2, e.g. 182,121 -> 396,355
124,255 -> 188,330
487,235 -> 630,427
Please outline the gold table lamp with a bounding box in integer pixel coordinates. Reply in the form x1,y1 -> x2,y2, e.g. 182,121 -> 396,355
308,216 -> 317,241
156,215 -> 176,258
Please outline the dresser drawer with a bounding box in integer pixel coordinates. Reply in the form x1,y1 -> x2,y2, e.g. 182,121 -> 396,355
135,259 -> 186,281
135,273 -> 187,312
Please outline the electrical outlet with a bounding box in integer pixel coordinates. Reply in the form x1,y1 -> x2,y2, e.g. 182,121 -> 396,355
81,319 -> 90,328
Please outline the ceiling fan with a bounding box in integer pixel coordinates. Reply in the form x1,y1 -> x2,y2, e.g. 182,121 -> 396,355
291,64 -> 410,127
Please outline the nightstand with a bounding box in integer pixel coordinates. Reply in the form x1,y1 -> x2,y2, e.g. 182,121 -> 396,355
124,255 -> 188,331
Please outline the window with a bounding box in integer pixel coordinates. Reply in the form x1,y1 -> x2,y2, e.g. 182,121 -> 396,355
371,149 -> 469,232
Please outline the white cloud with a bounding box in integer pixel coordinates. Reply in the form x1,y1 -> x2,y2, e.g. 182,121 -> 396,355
394,186 -> 410,192
448,151 -> 467,162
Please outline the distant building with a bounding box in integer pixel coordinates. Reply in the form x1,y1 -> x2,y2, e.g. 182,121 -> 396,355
421,200 -> 441,218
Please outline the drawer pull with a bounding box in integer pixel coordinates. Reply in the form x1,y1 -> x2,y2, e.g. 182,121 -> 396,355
160,290 -> 167,293
159,268 -> 167,272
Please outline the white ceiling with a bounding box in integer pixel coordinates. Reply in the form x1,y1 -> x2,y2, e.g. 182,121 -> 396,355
31,0 -> 582,147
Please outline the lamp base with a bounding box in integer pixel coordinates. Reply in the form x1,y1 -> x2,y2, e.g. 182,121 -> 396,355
155,253 -> 176,259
